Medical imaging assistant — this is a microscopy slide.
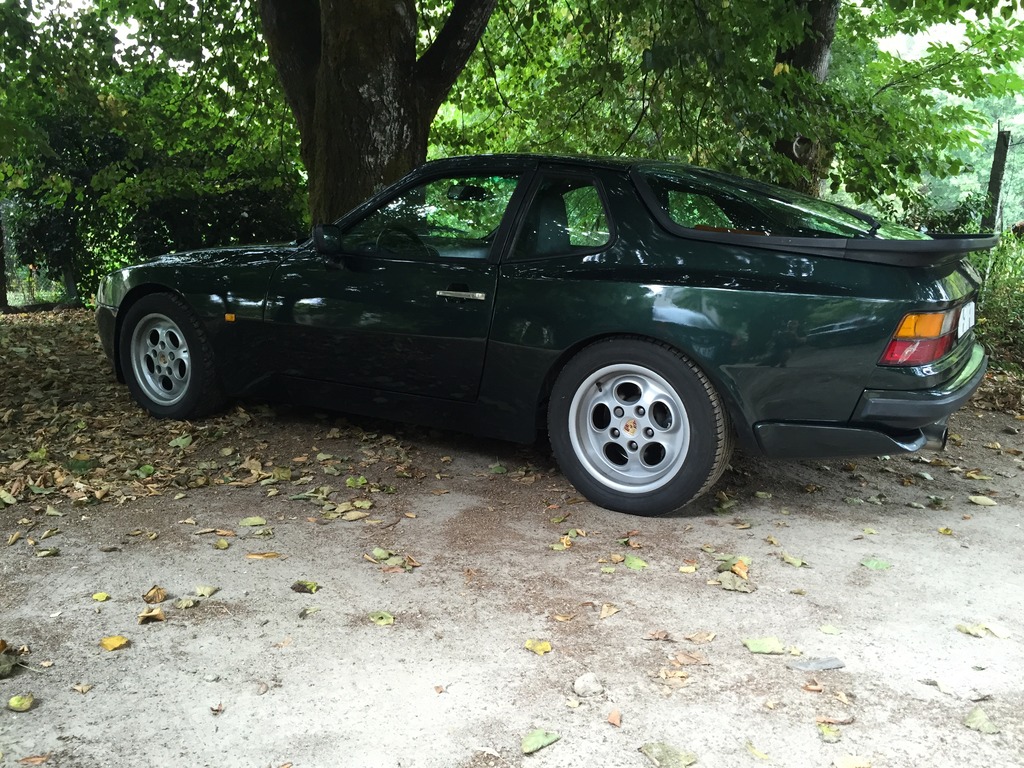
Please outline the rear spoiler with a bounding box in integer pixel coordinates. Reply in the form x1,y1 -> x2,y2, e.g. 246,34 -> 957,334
661,227 -> 998,269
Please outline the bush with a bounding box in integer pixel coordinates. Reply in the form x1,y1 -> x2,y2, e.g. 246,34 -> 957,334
971,236 -> 1024,369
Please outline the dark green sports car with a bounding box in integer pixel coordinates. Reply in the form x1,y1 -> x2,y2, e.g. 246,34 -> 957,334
96,155 -> 993,515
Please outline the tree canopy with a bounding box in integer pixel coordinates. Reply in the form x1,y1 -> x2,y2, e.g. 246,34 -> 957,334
1,0 -> 1023,307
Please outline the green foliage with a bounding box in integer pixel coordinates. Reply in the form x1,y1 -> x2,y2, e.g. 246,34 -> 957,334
0,0 -> 307,302
972,237 -> 1024,367
434,0 -> 1024,214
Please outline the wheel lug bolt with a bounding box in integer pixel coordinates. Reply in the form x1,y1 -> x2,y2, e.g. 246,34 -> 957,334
644,428 -> 654,437
613,406 -> 624,417
628,441 -> 638,451
636,406 -> 645,416
611,428 -> 620,438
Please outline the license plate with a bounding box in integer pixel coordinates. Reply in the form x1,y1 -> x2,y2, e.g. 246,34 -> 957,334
958,300 -> 976,338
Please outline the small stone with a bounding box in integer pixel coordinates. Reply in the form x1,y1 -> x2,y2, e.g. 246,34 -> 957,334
573,672 -> 604,697
204,674 -> 220,683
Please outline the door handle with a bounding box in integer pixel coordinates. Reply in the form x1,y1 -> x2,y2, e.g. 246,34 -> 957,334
436,288 -> 486,301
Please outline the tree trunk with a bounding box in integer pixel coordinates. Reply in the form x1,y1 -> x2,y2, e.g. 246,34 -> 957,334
981,129 -> 1011,232
773,0 -> 842,195
259,0 -> 497,223
61,260 -> 78,304
0,215 -> 9,311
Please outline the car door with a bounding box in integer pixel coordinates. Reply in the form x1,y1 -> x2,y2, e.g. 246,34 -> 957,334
265,170 -> 526,401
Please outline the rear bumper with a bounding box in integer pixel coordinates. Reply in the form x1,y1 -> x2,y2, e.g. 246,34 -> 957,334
851,343 -> 987,429
753,343 -> 986,459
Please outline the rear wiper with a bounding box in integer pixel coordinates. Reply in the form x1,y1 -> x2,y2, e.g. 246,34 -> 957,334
836,203 -> 882,237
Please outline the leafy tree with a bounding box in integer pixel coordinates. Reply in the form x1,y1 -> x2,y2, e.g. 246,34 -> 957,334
434,0 -> 1024,214
0,0 -> 307,303
258,0 -> 498,222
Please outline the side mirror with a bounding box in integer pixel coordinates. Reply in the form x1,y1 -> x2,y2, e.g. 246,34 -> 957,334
313,223 -> 344,256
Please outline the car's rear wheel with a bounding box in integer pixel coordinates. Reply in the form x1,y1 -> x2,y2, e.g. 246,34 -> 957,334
548,338 -> 732,516
119,293 -> 225,419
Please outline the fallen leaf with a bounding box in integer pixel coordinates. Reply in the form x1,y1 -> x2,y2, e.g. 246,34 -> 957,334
860,557 -> 891,571
608,708 -> 621,727
291,580 -> 320,594
174,598 -> 196,610
819,624 -> 842,635
552,614 -> 575,622
599,603 -> 620,619
968,495 -> 997,506
247,552 -> 281,559
645,630 -> 671,641
782,552 -> 808,568
678,564 -> 697,573
137,607 -> 165,624
72,684 -> 92,694
99,636 -> 129,651
239,516 -> 267,527
142,585 -> 167,604
525,638 -> 552,655
746,741 -> 770,760
639,742 -> 697,767
368,611 -> 394,626
213,538 -> 230,550
92,593 -> 110,602
938,527 -> 953,535
743,637 -> 784,655
521,729 -> 560,754
964,705 -> 999,734
685,631 -> 716,644
17,755 -> 51,765
624,554 -> 648,570
195,585 -> 218,598
717,571 -> 756,592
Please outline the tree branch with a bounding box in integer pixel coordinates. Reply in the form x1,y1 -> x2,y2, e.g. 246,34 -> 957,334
415,0 -> 497,111
257,0 -> 321,140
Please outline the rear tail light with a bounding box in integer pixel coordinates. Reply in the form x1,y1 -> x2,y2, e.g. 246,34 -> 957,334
879,305 -> 969,366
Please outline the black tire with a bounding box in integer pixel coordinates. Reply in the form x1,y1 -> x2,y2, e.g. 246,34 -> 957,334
118,293 -> 226,419
547,337 -> 733,516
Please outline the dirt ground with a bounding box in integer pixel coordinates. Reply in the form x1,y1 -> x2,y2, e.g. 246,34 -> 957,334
1,311 -> 1023,768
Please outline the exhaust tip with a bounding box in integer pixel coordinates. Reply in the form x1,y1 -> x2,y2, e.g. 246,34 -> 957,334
922,423 -> 949,452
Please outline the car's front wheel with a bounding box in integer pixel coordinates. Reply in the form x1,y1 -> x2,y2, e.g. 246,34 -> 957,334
548,338 -> 732,516
118,293 -> 225,419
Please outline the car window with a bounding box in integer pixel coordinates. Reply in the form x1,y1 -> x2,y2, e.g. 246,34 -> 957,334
343,175 -> 519,259
666,191 -> 734,230
514,175 -> 611,259
638,165 -> 931,240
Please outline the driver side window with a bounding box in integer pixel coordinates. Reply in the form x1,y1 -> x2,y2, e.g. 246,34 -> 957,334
343,175 -> 519,260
